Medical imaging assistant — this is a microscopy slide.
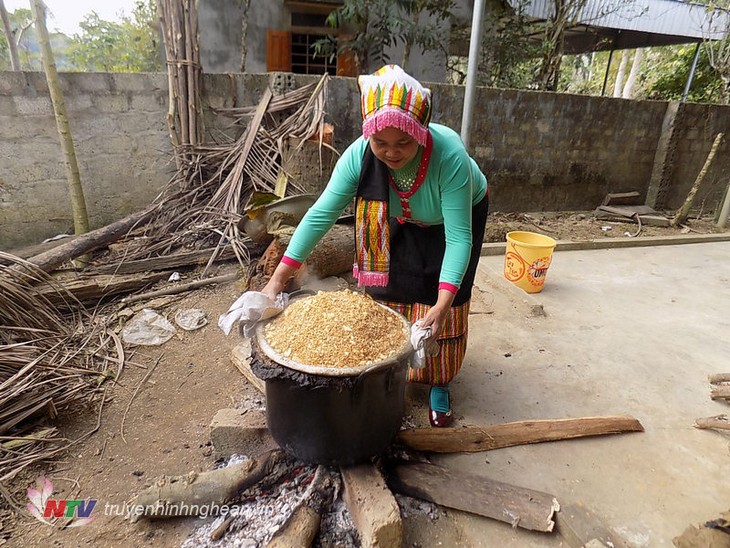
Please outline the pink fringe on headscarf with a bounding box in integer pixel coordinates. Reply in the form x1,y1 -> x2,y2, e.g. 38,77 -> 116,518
362,108 -> 429,147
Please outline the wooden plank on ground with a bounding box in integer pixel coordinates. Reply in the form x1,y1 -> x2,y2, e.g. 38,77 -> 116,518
341,464 -> 403,547
597,205 -> 657,217
601,192 -> 641,206
389,462 -> 559,532
557,502 -> 631,548
33,271 -> 169,305
231,341 -> 266,394
397,416 -> 644,453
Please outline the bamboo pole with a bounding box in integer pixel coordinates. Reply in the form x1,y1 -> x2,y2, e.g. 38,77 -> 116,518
157,0 -> 202,164
29,0 -> 90,239
671,132 -> 724,227
157,0 -> 181,168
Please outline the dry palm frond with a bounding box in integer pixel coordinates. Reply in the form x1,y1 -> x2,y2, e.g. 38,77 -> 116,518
0,252 -> 121,489
97,74 -> 331,274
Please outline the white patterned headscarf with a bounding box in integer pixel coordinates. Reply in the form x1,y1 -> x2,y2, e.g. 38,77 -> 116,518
358,65 -> 432,146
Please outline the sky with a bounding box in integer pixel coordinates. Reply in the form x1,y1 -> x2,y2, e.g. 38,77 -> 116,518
4,0 -> 138,36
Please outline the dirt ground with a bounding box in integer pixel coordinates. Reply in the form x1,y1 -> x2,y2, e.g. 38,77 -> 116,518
482,210 -> 725,243
1,211 -> 727,547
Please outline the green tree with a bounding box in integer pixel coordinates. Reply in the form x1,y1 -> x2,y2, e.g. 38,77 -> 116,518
644,45 -> 725,103
476,0 -> 538,89
0,7 -> 34,70
399,0 -> 454,72
701,1 -> 730,103
66,0 -> 161,72
314,0 -> 454,74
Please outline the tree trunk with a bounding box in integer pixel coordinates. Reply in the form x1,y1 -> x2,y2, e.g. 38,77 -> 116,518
538,0 -> 569,91
671,132 -> 724,227
29,0 -> 90,239
23,206 -> 156,273
239,0 -> 251,72
613,49 -> 630,97
0,0 -> 21,70
622,48 -> 644,99
401,10 -> 419,71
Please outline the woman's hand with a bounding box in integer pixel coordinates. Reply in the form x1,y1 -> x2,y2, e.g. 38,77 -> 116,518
419,289 -> 456,339
260,262 -> 298,301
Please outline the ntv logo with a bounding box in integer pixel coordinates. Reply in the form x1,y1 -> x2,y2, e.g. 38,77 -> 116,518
27,477 -> 96,527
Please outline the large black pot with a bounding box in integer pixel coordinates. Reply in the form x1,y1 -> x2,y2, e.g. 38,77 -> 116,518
251,305 -> 413,466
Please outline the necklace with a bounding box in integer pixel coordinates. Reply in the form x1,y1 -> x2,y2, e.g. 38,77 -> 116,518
389,148 -> 423,192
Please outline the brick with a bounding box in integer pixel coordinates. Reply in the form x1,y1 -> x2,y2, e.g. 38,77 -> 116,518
209,408 -> 276,458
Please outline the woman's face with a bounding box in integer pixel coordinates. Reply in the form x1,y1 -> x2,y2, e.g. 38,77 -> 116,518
369,127 -> 420,170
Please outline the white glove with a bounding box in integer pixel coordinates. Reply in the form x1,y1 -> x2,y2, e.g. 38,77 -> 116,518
217,291 -> 289,337
410,320 -> 438,369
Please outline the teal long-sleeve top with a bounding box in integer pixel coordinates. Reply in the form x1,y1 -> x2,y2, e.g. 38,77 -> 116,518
283,123 -> 488,289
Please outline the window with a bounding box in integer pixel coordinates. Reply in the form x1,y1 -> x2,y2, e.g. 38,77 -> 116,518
266,2 -> 357,77
291,32 -> 335,75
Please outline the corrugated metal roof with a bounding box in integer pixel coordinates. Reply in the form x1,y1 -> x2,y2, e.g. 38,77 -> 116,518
512,0 -> 729,42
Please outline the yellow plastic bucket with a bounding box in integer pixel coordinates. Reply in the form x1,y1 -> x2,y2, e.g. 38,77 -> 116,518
504,231 -> 557,294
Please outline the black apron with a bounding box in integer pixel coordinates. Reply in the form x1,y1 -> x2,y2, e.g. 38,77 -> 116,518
356,146 -> 489,307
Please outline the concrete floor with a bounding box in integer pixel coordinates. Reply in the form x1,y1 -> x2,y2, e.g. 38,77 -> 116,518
434,241 -> 730,547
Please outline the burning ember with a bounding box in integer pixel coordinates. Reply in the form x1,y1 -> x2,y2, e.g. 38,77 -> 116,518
181,422 -> 441,547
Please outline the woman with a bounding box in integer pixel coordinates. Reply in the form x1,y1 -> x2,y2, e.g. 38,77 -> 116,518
262,65 -> 488,427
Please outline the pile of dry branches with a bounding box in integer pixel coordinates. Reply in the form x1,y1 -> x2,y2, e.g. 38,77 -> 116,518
98,74 -> 330,273
0,252 -> 121,499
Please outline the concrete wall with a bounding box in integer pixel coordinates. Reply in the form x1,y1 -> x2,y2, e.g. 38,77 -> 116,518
666,102 -> 730,208
0,72 -> 173,250
1,70 -> 729,250
199,0 -> 450,81
198,0 -> 246,73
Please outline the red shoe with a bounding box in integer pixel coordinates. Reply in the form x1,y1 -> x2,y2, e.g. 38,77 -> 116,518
429,408 -> 453,428
429,386 -> 453,428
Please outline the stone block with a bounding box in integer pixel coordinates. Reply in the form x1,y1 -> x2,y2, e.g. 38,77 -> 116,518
209,408 -> 276,458
13,96 -> 52,116
129,93 -> 167,112
70,73 -> 114,93
91,93 -> 132,113
110,73 -> 167,92
64,94 -> 94,113
0,97 -> 18,116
